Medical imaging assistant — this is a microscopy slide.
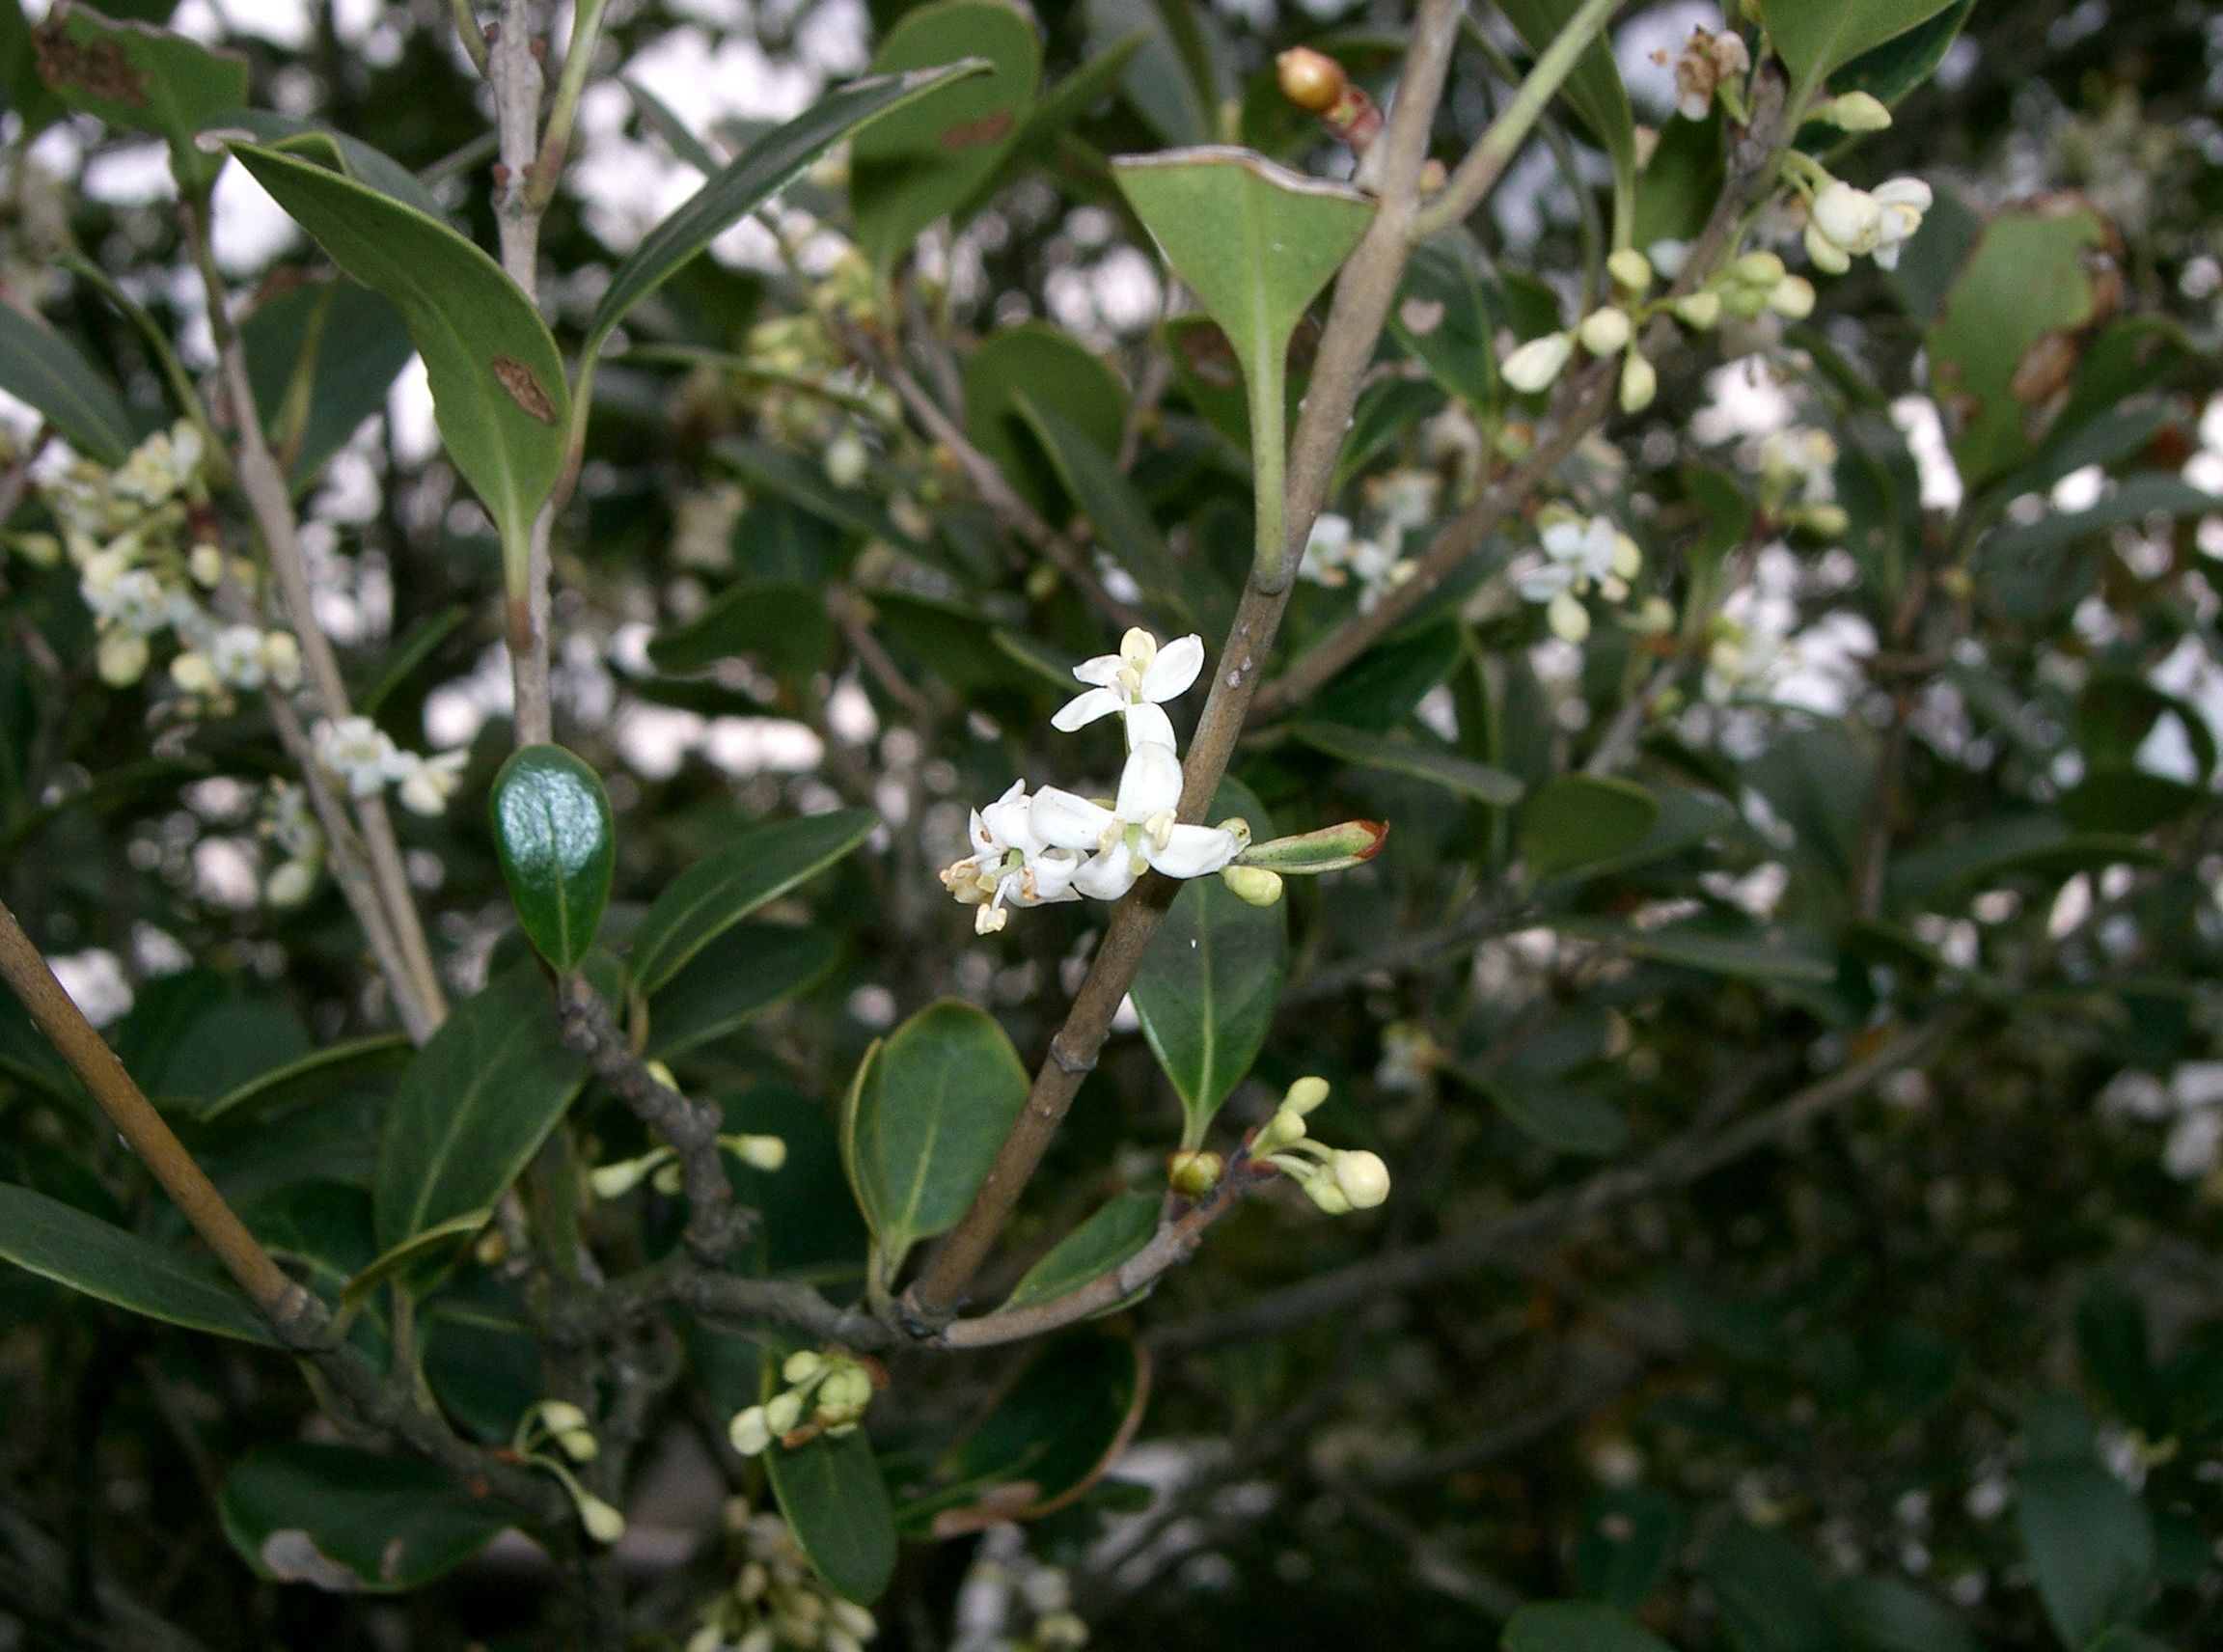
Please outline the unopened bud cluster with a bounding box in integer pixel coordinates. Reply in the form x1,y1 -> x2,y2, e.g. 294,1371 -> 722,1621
517,1398 -> 624,1543
729,1350 -> 880,1456
688,1500 -> 881,1652
592,1126 -> 789,1201
1253,1076 -> 1390,1215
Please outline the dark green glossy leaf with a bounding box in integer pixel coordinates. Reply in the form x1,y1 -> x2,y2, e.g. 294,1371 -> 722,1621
1523,774 -> 1660,879
764,1426 -> 898,1603
372,961 -> 588,1251
1294,721 -> 1523,806
2017,1398 -> 2156,1648
0,301 -> 133,464
0,1181 -> 275,1343
34,3 -> 246,189
1764,0 -> 1962,97
240,274 -> 418,488
629,809 -> 876,995
1002,1192 -> 1161,1311
1834,1575 -> 1976,1652
1502,1602 -> 1674,1652
1701,1524 -> 1838,1652
1010,393 -> 1190,619
219,1443 -> 507,1591
646,922 -> 841,1060
199,108 -> 445,219
841,999 -> 1028,1266
966,322 -> 1127,513
1131,778 -> 1285,1147
490,743 -> 616,973
645,579 -> 833,681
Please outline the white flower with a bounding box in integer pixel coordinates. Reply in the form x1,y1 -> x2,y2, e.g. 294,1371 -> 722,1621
208,623 -> 270,690
387,748 -> 468,816
1518,516 -> 1621,602
1029,742 -> 1239,901
1804,177 -> 1931,273
940,780 -> 1086,933
88,566 -> 171,635
1301,512 -> 1358,586
316,716 -> 399,799
262,630 -> 302,691
265,859 -> 316,907
1502,331 -> 1574,394
1051,626 -> 1205,751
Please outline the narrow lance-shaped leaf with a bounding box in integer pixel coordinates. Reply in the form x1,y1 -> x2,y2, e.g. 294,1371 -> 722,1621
1496,0 -> 1637,245
0,301 -> 134,464
1010,392 -> 1189,617
0,1181 -> 277,1344
489,743 -> 616,974
227,143 -> 569,555
587,60 -> 990,353
198,108 -> 448,219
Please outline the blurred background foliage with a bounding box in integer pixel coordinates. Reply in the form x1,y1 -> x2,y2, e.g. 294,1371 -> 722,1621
0,0 -> 2221,1647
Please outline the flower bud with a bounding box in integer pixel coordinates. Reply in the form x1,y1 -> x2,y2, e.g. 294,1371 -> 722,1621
1302,1170 -> 1353,1215
538,1399 -> 590,1434
650,1158 -> 686,1196
1577,306 -> 1632,355
1548,591 -> 1591,644
1254,1107 -> 1307,1152
645,1059 -> 678,1090
832,1602 -> 878,1641
734,1133 -> 788,1171
1168,1148 -> 1222,1198
170,651 -> 219,696
97,630 -> 150,687
1283,1075 -> 1331,1115
1501,332 -> 1574,394
1618,351 -> 1658,415
728,1405 -> 773,1455
1673,290 -> 1722,329
1220,865 -> 1284,906
782,1349 -> 824,1386
1606,247 -> 1654,292
266,860 -> 316,907
559,1428 -> 599,1463
1731,249 -> 1786,287
579,1495 -> 625,1545
590,1158 -> 648,1199
1331,1149 -> 1391,1210
1766,275 -> 1816,319
188,542 -> 224,586
815,1364 -> 872,1423
765,1390 -> 805,1436
1276,45 -> 1348,114
1822,90 -> 1892,131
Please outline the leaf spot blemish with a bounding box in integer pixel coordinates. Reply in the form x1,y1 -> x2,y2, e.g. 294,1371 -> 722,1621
493,355 -> 558,424
34,22 -> 148,106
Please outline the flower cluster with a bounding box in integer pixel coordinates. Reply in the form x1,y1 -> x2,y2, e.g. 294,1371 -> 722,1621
687,1500 -> 881,1652
1300,469 -> 1440,612
1663,27 -> 1751,124
729,1350 -> 881,1457
515,1399 -> 624,1544
1501,247 -> 1665,415
1251,1076 -> 1390,1215
951,1529 -> 1089,1651
1784,150 -> 1933,275
312,715 -> 470,818
1757,427 -> 1851,538
1516,509 -> 1644,643
943,628 -> 1247,934
27,421 -> 306,701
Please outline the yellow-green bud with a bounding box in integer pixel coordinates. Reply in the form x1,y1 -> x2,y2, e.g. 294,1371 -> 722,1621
782,1349 -> 824,1386
1220,865 -> 1284,906
645,1059 -> 678,1090
1767,275 -> 1816,319
1673,290 -> 1722,329
1331,1148 -> 1391,1210
1731,249 -> 1786,287
1618,352 -> 1659,415
1578,306 -> 1633,355
765,1391 -> 806,1436
1606,247 -> 1654,292
1168,1149 -> 1223,1198
558,1428 -> 599,1463
1283,1075 -> 1331,1115
728,1405 -> 773,1455
579,1495 -> 626,1545
1255,1108 -> 1308,1152
1821,91 -> 1891,131
538,1399 -> 590,1434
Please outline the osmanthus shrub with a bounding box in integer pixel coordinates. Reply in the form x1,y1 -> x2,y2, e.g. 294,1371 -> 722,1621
0,0 -> 2217,1646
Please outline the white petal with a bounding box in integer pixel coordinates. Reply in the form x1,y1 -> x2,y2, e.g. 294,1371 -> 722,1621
979,785 -> 1043,856
1518,564 -> 1575,601
1146,824 -> 1238,879
1139,634 -> 1204,702
1873,177 -> 1932,212
1030,786 -> 1116,850
1028,849 -> 1084,902
1121,702 -> 1177,752
1071,652 -> 1123,687
1115,742 -> 1183,820
968,810 -> 993,856
1051,687 -> 1125,732
1072,841 -> 1139,900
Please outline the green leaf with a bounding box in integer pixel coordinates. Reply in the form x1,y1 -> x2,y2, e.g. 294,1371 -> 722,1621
645,579 -> 833,681
851,0 -> 1040,275
1522,774 -> 1660,879
965,322 -> 1129,513
842,999 -> 1028,1267
228,142 -> 568,552
0,301 -> 133,464
2057,768 -> 2204,836
1294,721 -> 1524,806
628,809 -> 876,996
1834,1575 -> 1977,1652
1474,1074 -> 1628,1157
0,0 -> 66,132
2077,1278 -> 2168,1437
198,108 -> 448,219
1575,1486 -> 1684,1610
895,1330 -> 1148,1533
717,439 -> 919,552
2017,1398 -> 2156,1648
646,922 -> 840,1060
1391,231 -> 1500,410
1927,200 -> 2114,489
1131,778 -> 1287,1147
0,1181 -> 275,1343
33,3 -> 247,190
764,1427 -> 899,1604
240,274 -> 418,488
1558,918 -> 1840,985
197,1032 -> 411,1123
1761,0 -> 1962,98
219,1443 -> 507,1592
589,61 -> 984,348
1088,0 -> 1220,145
1010,393 -> 1189,615
1497,0 -> 1637,229
1503,1602 -> 1675,1652
1825,0 -> 1976,109
1112,147 -> 1373,398
489,744 -> 616,974
1701,1524 -> 1840,1652
1002,1192 -> 1161,1311
372,962 -> 589,1251
1977,476 -> 2219,621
